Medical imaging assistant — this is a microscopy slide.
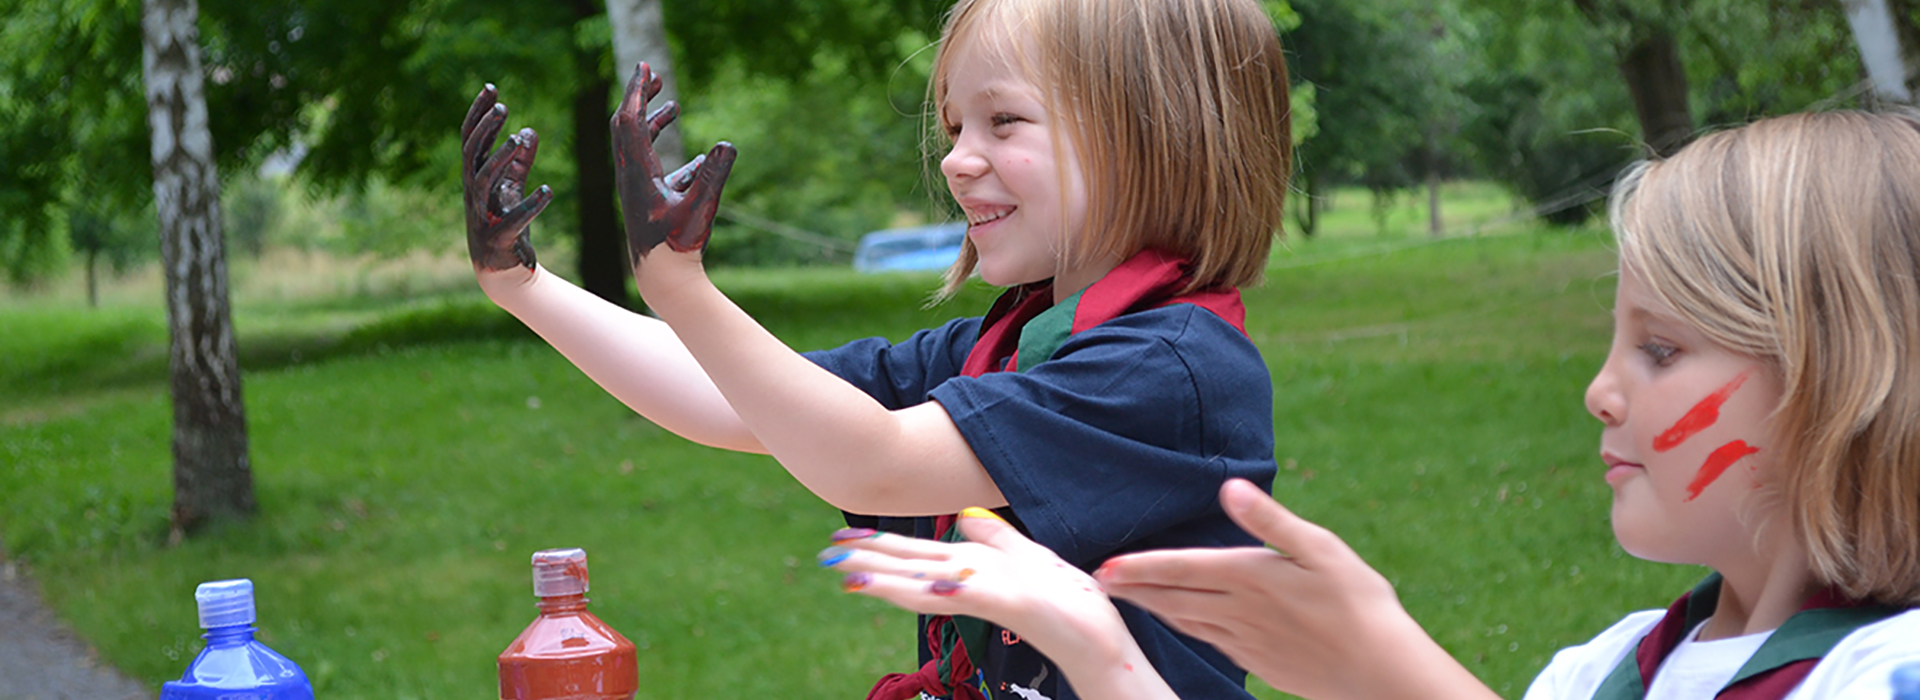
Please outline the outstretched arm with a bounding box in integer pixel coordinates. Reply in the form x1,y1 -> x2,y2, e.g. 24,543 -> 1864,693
458,84 -> 760,453
824,508 -> 1180,700
609,63 -> 1004,516
1097,479 -> 1502,700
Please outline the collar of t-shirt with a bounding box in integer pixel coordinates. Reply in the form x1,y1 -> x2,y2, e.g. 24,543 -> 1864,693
959,247 -> 1247,378
1645,619 -> 1773,700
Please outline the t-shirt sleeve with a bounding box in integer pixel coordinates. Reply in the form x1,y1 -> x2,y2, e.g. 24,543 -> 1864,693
1521,610 -> 1662,700
801,316 -> 980,410
1789,609 -> 1920,700
929,304 -> 1277,566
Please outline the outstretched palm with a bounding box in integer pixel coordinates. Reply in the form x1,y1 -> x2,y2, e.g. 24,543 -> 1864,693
611,62 -> 737,266
459,84 -> 551,272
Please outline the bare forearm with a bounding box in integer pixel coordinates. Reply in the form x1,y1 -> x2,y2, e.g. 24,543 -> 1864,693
1346,615 -> 1503,700
641,269 -> 1003,514
477,265 -> 762,452
1048,636 -> 1181,700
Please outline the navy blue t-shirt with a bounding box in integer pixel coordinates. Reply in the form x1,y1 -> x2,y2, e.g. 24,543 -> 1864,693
805,302 -> 1277,700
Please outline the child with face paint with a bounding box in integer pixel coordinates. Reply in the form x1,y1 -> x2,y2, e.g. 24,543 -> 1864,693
822,110 -> 1920,700
456,1 -> 1291,699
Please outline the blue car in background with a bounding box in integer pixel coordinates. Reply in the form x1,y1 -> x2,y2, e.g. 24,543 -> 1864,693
853,222 -> 967,273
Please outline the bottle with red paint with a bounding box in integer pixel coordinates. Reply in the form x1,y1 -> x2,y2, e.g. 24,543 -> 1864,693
499,548 -> 639,700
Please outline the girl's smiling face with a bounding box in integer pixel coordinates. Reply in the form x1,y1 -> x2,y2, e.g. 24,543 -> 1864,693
1584,269 -> 1784,569
937,36 -> 1093,294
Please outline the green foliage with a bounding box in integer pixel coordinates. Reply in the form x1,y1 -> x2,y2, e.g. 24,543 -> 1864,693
1449,0 -> 1869,224
332,179 -> 465,259
1684,0 -> 1860,124
1285,0 -> 1446,191
666,0 -> 953,85
224,174 -> 284,260
687,46 -> 943,266
0,0 -> 149,283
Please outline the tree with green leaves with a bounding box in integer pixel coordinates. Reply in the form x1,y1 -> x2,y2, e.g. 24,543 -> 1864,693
1450,0 -> 1866,223
1283,0 -> 1442,236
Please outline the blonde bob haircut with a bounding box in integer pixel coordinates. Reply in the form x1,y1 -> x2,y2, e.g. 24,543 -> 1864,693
928,0 -> 1291,297
1609,111 -> 1920,605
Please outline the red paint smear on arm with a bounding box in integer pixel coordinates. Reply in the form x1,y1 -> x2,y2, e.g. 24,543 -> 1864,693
1685,440 -> 1760,501
1654,371 -> 1751,452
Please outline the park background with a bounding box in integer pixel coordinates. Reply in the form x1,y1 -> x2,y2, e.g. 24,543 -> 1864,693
3,0 -> 1916,697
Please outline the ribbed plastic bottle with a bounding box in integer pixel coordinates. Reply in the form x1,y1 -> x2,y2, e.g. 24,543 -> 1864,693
160,579 -> 314,700
498,548 -> 638,700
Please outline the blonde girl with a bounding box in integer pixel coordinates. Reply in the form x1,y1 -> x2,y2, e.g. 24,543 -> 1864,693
455,0 -> 1292,698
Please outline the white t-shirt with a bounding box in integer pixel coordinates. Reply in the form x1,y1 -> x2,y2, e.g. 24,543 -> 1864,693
1522,608 -> 1920,700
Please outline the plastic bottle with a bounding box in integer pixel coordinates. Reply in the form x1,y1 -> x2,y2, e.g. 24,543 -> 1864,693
1894,661 -> 1920,700
499,548 -> 638,700
160,579 -> 314,700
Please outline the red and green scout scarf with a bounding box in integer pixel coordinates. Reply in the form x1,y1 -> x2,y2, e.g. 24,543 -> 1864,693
1590,573 -> 1906,700
863,248 -> 1247,700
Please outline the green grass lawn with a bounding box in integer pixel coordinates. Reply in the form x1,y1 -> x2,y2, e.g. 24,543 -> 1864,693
0,191 -> 1703,699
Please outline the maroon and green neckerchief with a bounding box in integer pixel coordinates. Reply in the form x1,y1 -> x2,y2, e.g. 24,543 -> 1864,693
1590,573 -> 1905,700
863,248 -> 1247,700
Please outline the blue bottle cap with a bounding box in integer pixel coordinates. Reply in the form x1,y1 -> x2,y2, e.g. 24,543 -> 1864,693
194,579 -> 256,629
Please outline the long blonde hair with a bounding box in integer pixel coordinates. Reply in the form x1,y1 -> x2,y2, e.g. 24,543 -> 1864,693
927,0 -> 1291,297
1610,111 -> 1920,604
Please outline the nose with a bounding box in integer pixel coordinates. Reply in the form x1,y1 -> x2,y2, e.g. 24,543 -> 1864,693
941,131 -> 987,182
1585,354 -> 1625,426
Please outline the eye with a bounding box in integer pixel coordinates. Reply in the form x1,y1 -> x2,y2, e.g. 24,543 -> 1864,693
944,121 -> 962,138
1638,340 -> 1679,367
990,113 -> 1023,129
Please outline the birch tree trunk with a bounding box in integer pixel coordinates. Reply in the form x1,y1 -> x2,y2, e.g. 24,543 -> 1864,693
606,0 -> 686,170
1843,0 -> 1916,105
143,0 -> 256,534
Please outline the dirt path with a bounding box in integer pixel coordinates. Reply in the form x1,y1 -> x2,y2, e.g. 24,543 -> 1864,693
0,560 -> 153,700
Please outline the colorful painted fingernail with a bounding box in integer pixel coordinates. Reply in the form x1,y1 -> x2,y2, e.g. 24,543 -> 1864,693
831,527 -> 879,542
930,580 -> 964,596
817,546 -> 853,567
1093,561 -> 1117,580
956,568 -> 976,582
841,572 -> 872,592
960,507 -> 1005,523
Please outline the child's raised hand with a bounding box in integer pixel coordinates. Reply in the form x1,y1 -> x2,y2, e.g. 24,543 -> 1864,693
460,84 -> 552,274
610,62 -> 737,268
820,508 -> 1136,671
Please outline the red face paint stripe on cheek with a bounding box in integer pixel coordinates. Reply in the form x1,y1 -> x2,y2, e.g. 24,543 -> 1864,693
1653,371 -> 1751,452
1684,440 -> 1760,502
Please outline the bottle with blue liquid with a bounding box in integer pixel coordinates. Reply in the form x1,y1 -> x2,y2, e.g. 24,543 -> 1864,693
161,579 -> 314,700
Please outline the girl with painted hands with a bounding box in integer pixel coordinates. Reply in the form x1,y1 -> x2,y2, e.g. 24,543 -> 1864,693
825,111 -> 1920,700
458,0 -> 1291,697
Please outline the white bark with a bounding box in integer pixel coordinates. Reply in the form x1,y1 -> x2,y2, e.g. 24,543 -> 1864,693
1844,0 -> 1914,104
143,0 -> 255,529
606,0 -> 688,170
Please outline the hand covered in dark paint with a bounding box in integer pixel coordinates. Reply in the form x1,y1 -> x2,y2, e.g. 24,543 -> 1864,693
611,62 -> 736,266
461,84 -> 552,272
821,508 -> 1134,670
